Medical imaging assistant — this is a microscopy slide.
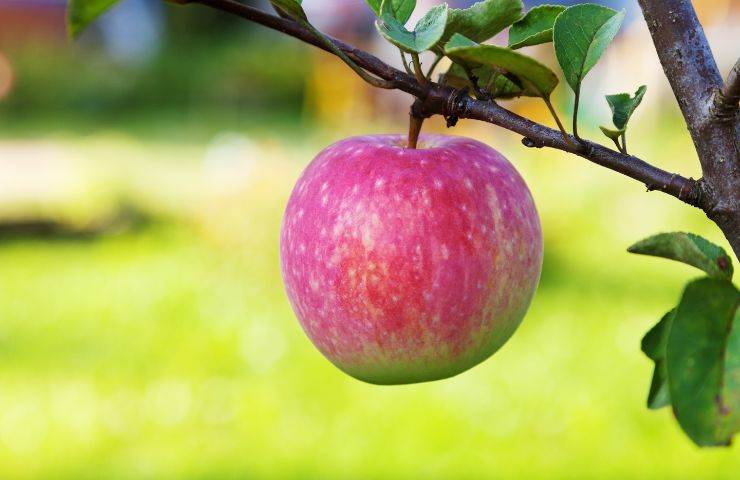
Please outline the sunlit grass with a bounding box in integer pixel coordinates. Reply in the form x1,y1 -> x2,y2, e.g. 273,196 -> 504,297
0,121 -> 737,479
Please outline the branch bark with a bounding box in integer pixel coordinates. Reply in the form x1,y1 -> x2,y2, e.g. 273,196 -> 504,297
186,0 -> 715,247
638,0 -> 739,257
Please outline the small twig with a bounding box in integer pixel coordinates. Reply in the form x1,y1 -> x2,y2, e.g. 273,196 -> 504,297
485,71 -> 499,92
300,20 -> 396,89
572,86 -> 584,142
399,50 -> 413,76
542,97 -> 576,148
621,132 -> 628,154
460,64 -> 488,100
609,136 -> 624,153
411,53 -> 427,87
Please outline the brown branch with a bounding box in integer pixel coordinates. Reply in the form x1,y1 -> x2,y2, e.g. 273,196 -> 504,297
637,0 -> 739,257
182,0 -> 702,209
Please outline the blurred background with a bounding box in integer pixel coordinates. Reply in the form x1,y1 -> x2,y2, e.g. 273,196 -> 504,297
0,0 -> 738,478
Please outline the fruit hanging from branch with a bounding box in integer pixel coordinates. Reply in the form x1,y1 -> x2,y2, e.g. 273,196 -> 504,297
280,135 -> 542,384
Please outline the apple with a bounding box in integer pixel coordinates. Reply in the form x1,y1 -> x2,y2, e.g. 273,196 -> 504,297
280,134 -> 543,384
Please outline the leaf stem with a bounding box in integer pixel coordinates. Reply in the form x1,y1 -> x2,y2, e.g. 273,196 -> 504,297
621,132 -> 628,154
411,53 -> 427,86
572,86 -> 583,142
300,20 -> 396,89
543,97 -> 575,148
609,136 -> 625,153
460,64 -> 487,99
399,50 -> 413,76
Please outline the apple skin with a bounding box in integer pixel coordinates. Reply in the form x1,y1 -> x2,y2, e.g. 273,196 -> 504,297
280,135 -> 542,385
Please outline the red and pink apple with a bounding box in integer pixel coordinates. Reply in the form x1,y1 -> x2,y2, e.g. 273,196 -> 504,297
280,135 -> 542,384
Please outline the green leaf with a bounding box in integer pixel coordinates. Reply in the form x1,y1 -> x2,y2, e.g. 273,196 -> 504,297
271,0 -> 306,21
67,0 -> 120,38
508,4 -> 565,49
642,310 -> 673,361
606,85 -> 647,130
376,3 -> 448,53
441,63 -> 526,99
364,0 -> 416,24
437,0 -> 523,49
642,310 -> 675,409
599,126 -> 625,141
628,232 -> 734,281
648,360 -> 672,410
553,4 -> 625,91
667,278 -> 740,446
445,33 -> 558,97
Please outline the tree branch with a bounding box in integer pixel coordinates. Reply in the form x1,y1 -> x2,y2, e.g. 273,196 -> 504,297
637,0 -> 739,257
184,0 -> 702,208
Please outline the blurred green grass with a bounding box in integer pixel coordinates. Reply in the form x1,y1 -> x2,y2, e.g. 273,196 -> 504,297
0,112 -> 738,479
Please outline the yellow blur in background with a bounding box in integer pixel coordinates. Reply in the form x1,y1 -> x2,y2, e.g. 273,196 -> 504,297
0,1 -> 738,479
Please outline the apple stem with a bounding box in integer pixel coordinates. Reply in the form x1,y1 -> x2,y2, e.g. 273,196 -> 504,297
408,114 -> 424,149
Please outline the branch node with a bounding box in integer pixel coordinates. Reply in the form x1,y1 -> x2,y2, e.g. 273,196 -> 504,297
445,87 -> 469,120
674,176 -> 703,208
522,137 -> 544,148
711,87 -> 739,121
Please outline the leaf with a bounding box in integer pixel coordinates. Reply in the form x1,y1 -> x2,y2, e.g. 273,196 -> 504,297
628,232 -> 734,281
445,33 -> 558,97
667,278 -> 740,446
67,0 -> 121,38
641,310 -> 675,409
441,63 -> 526,99
648,359 -> 672,410
642,310 -> 673,361
553,4 -> 625,91
508,4 -> 565,49
599,126 -> 625,141
437,0 -> 523,49
606,85 -> 647,130
364,0 -> 416,24
376,3 -> 448,53
270,0 -> 306,21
